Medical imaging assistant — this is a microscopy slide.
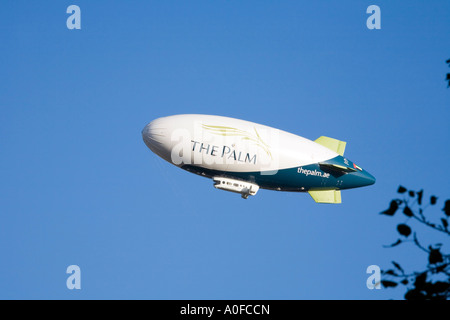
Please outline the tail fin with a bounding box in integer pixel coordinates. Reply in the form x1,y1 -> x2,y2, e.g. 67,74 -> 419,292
315,136 -> 346,156
308,190 -> 342,204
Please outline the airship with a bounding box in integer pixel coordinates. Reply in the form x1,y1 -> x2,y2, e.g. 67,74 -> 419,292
142,114 -> 375,203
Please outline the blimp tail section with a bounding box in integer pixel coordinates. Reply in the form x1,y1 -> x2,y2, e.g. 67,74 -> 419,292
315,136 -> 346,156
308,190 -> 342,204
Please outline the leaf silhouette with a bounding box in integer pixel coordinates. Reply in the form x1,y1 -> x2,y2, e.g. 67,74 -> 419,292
428,281 -> 450,295
397,224 -> 411,237
383,269 -> 398,276
381,200 -> 399,216
381,280 -> 398,288
397,186 -> 407,194
403,206 -> 414,217
414,272 -> 427,287
392,261 -> 404,274
416,190 -> 423,205
443,200 -> 450,216
405,288 -> 426,300
435,263 -> 448,273
430,196 -> 438,205
428,248 -> 443,265
441,218 -> 448,230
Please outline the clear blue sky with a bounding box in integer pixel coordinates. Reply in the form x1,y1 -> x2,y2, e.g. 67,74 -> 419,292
1,1 -> 449,299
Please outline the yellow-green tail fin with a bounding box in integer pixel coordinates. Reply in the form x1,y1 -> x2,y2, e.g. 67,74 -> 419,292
315,136 -> 346,156
308,190 -> 342,204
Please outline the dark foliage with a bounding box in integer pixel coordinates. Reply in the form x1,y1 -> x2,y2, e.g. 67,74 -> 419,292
380,186 -> 450,299
447,59 -> 450,87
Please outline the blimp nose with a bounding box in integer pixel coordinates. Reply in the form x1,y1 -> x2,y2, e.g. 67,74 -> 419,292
141,119 -> 168,156
359,170 -> 376,187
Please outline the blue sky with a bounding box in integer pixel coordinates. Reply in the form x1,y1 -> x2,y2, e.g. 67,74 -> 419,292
1,1 -> 449,299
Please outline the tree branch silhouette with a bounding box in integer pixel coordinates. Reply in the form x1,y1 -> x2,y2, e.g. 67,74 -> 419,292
379,186 -> 450,299
378,61 -> 450,299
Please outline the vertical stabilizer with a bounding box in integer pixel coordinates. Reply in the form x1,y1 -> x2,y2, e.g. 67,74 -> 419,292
315,136 -> 346,156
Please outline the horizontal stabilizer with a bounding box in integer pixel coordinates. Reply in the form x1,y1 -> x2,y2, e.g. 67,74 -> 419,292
308,190 -> 342,204
315,136 -> 346,156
